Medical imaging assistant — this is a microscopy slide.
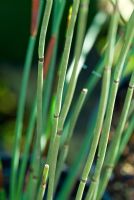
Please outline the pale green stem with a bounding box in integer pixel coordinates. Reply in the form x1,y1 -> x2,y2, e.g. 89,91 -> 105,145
25,1 -> 53,199
47,0 -> 81,198
85,4 -> 119,199
37,164 -> 49,200
17,97 -> 37,199
97,71 -> 134,200
88,11 -> 134,200
55,88 -> 88,188
116,114 -> 134,163
58,0 -> 90,131
75,4 -> 119,200
47,0 -> 81,166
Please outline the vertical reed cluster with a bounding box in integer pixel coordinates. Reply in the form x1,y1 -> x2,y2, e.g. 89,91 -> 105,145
7,1 -> 134,200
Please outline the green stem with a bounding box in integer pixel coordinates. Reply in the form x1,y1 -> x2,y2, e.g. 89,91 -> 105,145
10,36 -> 36,200
58,0 -> 90,130
57,101 -> 98,200
97,71 -> 134,200
26,1 -> 53,199
42,0 -> 66,134
94,11 -> 134,200
47,0 -> 81,199
116,115 -> 134,163
85,5 -> 119,200
55,88 -> 88,188
10,1 -> 43,199
66,10 -> 107,82
37,164 -> 49,200
17,97 -> 37,199
75,4 -> 119,200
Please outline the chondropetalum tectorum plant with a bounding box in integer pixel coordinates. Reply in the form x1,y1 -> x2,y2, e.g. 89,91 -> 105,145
3,0 -> 134,200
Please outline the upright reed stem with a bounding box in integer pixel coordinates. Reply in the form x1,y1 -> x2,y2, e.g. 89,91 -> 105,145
75,3 -> 119,200
97,71 -> 134,200
10,1 -> 41,199
25,1 -> 53,199
55,88 -> 88,188
85,4 -> 119,199
47,1 -> 81,199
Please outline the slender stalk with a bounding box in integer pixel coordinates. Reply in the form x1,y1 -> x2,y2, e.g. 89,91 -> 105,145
16,0 -> 45,195
91,11 -> 134,200
10,1 -> 41,199
47,1 -> 91,199
42,0 -> 66,135
47,0 -> 80,165
66,11 -> 107,82
16,97 -> 37,199
47,1 -> 81,199
55,88 -> 88,188
58,0 -> 90,130
37,164 -> 49,200
75,4 -> 119,200
57,107 -> 97,200
97,71 -> 134,200
25,1 -> 53,199
116,115 -> 134,163
85,5 -> 119,200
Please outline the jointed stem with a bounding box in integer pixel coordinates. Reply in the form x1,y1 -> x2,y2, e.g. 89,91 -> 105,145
25,0 -> 53,199
97,71 -> 134,200
47,1 -> 81,199
55,89 -> 88,188
75,3 -> 119,200
10,1 -> 42,199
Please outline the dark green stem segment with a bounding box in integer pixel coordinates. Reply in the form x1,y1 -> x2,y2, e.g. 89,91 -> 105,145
10,1 -> 43,199
10,36 -> 36,200
97,71 -> 134,200
16,97 -> 37,199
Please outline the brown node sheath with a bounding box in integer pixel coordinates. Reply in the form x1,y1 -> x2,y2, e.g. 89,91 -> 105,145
31,0 -> 39,36
43,36 -> 56,79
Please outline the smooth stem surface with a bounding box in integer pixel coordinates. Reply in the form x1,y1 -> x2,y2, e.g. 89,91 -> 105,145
47,134 -> 61,200
26,1 -> 53,199
42,0 -> 66,133
85,4 -> 119,199
66,11 -> 107,82
10,36 -> 36,200
94,11 -> 134,200
75,4 -> 119,200
58,0 -> 90,131
97,71 -> 134,200
17,97 -> 37,199
10,0 -> 43,198
47,1 -> 81,199
47,0 -> 80,165
57,108 -> 97,200
37,164 -> 49,200
75,69 -> 110,200
116,115 -> 134,162
16,1 -> 44,197
55,89 -> 88,187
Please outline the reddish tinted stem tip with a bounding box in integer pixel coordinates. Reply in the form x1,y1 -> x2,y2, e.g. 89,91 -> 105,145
43,36 -> 56,79
31,0 -> 39,36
